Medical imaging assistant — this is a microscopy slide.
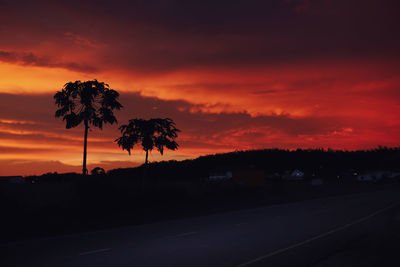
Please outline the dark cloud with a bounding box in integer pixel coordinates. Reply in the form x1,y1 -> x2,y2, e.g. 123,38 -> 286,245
0,0 -> 399,73
0,50 -> 98,73
0,130 -> 115,148
0,93 -> 59,125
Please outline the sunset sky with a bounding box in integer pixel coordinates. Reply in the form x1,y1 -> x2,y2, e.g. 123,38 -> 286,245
0,0 -> 399,175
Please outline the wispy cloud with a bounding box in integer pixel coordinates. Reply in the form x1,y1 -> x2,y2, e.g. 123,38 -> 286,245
0,50 -> 98,73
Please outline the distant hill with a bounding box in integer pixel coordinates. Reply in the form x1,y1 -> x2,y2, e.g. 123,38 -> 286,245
107,147 -> 400,180
19,147 -> 400,182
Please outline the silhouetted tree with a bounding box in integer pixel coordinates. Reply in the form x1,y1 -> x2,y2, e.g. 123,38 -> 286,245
115,118 -> 180,165
54,80 -> 122,175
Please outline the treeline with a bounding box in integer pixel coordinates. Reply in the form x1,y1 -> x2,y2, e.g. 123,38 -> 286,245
107,147 -> 399,181
23,147 -> 400,183
193,147 -> 400,173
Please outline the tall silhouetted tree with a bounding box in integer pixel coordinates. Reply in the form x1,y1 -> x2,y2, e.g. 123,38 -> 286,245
115,118 -> 180,165
54,80 -> 122,174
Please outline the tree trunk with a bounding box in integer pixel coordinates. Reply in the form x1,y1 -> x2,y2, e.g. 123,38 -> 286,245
82,120 -> 89,175
141,149 -> 149,193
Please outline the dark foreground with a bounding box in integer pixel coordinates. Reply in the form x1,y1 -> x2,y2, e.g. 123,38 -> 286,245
1,187 -> 400,267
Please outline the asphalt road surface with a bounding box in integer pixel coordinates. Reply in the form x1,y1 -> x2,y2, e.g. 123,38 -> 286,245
2,188 -> 400,267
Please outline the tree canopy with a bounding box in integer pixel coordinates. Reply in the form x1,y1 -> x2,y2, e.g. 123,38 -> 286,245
54,80 -> 122,129
115,118 -> 180,164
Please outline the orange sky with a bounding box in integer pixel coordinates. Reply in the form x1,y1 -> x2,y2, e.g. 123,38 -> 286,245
0,0 -> 399,176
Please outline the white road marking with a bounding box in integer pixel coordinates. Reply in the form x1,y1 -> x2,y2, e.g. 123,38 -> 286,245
79,248 -> 112,256
236,202 -> 399,267
174,231 -> 197,237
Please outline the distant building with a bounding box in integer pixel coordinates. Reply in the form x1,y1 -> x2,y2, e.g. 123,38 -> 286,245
208,171 -> 233,181
356,171 -> 386,182
282,169 -> 305,181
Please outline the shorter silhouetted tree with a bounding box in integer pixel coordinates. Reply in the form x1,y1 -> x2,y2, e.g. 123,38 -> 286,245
115,118 -> 180,165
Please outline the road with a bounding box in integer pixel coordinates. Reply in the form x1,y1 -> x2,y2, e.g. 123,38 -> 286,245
2,188 -> 400,267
